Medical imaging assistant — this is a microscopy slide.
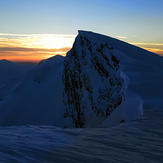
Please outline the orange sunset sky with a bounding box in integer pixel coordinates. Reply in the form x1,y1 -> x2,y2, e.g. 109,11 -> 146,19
0,33 -> 76,62
0,33 -> 163,62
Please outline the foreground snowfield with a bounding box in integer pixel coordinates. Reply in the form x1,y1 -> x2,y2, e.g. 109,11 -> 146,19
0,31 -> 163,162
0,100 -> 163,163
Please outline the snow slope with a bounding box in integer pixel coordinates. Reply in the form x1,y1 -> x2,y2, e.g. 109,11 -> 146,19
0,55 -> 72,127
89,31 -> 163,69
0,59 -> 33,85
0,31 -> 163,128
0,60 -> 34,102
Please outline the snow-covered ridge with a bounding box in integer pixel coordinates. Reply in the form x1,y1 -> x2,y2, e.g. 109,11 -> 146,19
0,30 -> 147,127
79,31 -> 163,69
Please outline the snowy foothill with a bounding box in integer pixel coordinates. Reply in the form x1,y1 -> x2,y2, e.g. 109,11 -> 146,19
0,59 -> 34,86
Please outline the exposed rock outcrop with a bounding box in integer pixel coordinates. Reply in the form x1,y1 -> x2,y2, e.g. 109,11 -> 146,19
62,31 -> 126,127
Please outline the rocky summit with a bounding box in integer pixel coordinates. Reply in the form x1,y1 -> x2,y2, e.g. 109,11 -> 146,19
62,31 -> 126,127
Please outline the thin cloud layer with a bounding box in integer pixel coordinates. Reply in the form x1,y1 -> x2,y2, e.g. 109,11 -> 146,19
130,42 -> 163,56
141,47 -> 163,56
0,47 -> 71,53
116,36 -> 127,39
131,42 -> 163,46
0,33 -> 75,61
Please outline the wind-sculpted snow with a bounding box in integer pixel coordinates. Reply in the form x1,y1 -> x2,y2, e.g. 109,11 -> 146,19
62,31 -> 126,127
1,113 -> 163,163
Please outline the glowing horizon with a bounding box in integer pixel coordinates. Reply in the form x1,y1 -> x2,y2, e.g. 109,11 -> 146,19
0,33 -> 75,62
0,32 -> 163,62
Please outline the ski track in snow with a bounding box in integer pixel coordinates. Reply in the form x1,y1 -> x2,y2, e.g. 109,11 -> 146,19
0,31 -> 163,162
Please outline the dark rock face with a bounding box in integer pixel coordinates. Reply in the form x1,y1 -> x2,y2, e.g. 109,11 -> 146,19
62,31 -> 125,128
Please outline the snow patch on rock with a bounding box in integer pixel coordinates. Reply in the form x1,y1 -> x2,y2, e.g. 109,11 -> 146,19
62,31 -> 127,127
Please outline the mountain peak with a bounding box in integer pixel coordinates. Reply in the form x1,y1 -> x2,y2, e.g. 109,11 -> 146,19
62,31 -> 126,127
78,30 -> 92,34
